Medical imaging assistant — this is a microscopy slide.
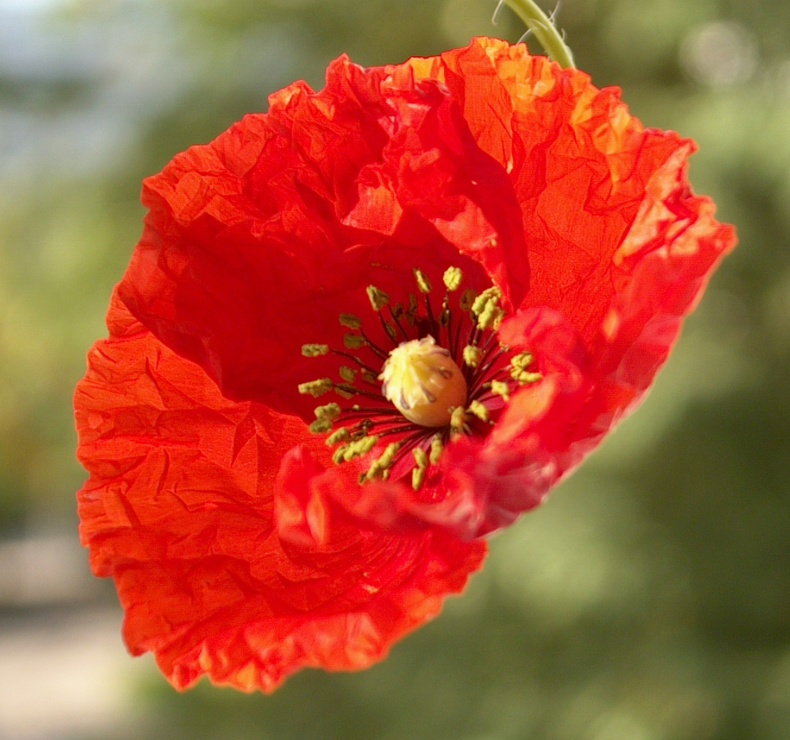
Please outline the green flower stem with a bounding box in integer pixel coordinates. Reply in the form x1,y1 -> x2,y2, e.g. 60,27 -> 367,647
501,0 -> 575,69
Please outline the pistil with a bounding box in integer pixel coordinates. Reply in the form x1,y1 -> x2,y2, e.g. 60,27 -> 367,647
379,336 -> 468,428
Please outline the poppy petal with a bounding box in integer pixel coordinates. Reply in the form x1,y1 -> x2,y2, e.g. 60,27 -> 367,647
75,294 -> 486,692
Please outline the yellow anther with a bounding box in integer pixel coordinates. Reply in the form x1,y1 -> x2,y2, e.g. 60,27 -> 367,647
333,386 -> 354,400
450,406 -> 466,435
342,435 -> 379,462
378,441 -> 401,467
340,313 -> 363,329
472,287 -> 504,331
314,403 -> 341,421
481,305 -> 504,330
429,434 -> 444,465
411,447 -> 429,491
443,267 -> 462,292
414,268 -> 432,294
463,345 -> 482,368
515,371 -> 543,385
471,286 -> 501,316
366,285 -> 389,311
298,378 -> 334,397
468,400 -> 490,423
301,344 -> 329,357
363,442 -> 400,482
339,366 -> 357,383
379,336 -> 468,428
343,333 -> 365,350
510,352 -> 534,371
490,379 -> 511,401
309,419 -> 334,434
326,427 -> 351,446
509,352 -> 541,385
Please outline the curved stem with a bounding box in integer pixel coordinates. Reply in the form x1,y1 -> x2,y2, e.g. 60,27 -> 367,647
500,0 -> 575,69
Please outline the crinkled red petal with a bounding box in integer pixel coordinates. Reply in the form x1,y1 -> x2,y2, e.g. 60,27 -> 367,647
329,39 -> 736,535
75,294 -> 485,692
406,38 -> 736,342
197,38 -> 734,542
118,54 -> 527,417
76,38 -> 738,686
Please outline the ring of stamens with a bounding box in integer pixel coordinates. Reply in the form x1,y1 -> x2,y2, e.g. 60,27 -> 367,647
299,266 -> 542,490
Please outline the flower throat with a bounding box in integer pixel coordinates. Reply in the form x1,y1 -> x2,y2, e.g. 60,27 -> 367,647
299,267 -> 541,490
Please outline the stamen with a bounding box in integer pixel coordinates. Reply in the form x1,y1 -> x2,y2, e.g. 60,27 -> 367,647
387,304 -> 411,341
413,269 -> 438,336
334,383 -> 383,400
429,434 -> 444,464
356,328 -> 391,361
381,319 -> 398,343
298,378 -> 334,397
366,286 -> 389,312
339,366 -> 357,383
510,351 -> 534,372
463,345 -> 482,368
460,288 -> 476,312
344,334 -> 365,350
450,406 -> 466,435
515,370 -> 543,386
414,268 -> 432,294
507,351 -> 542,385
362,442 -> 401,482
302,344 -> 329,357
326,427 -> 351,446
443,267 -> 462,292
441,300 -> 455,357
314,403 -> 341,421
467,343 -> 508,397
340,314 -> 363,330
361,370 -> 378,385
468,399 -> 490,423
406,294 -> 418,325
412,447 -> 429,490
336,434 -> 380,464
490,380 -> 511,401
331,349 -> 380,375
471,287 -> 504,331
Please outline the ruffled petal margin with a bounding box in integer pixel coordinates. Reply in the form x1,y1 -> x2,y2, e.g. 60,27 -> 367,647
75,38 -> 737,691
75,293 -> 486,692
117,52 -> 528,416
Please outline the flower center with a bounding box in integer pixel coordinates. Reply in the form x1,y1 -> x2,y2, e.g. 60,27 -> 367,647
298,266 -> 542,490
379,336 -> 467,428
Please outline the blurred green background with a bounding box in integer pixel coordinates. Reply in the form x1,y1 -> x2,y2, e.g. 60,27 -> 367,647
0,0 -> 787,738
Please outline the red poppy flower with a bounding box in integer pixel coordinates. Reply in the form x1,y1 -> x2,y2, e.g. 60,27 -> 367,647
75,37 -> 736,692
